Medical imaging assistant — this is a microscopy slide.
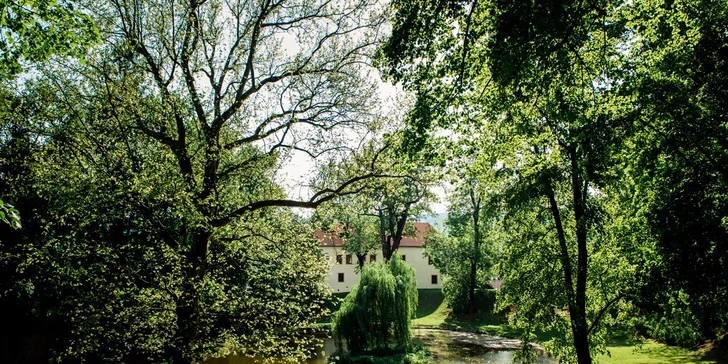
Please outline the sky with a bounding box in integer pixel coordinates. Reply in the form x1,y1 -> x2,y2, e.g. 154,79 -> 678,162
263,1 -> 448,216
275,77 -> 449,215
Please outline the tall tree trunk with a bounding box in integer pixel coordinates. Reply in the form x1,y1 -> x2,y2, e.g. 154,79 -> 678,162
379,209 -> 409,261
546,182 -> 591,364
569,148 -> 590,364
467,189 -> 481,315
378,209 -> 392,260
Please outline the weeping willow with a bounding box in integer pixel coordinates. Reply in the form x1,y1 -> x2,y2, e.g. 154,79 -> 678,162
333,254 -> 418,355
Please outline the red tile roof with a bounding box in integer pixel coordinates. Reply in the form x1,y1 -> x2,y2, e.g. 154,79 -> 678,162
315,222 -> 433,248
314,229 -> 347,247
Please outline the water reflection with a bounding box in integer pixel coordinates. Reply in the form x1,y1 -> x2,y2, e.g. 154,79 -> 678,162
427,342 -> 556,364
204,335 -> 556,364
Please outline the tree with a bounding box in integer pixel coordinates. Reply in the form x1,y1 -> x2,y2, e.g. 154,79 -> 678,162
370,173 -> 433,261
0,0 -> 99,77
381,1 -> 637,362
1,78 -> 339,363
315,135 -> 438,262
332,253 -> 417,355
1,0 -> 393,362
313,196 -> 380,269
424,225 -> 495,316
426,170 -> 497,315
621,0 -> 728,346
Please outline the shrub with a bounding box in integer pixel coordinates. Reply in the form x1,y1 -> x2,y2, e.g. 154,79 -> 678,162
442,274 -> 496,315
332,254 -> 418,355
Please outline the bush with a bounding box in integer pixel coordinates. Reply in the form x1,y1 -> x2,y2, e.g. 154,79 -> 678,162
332,254 -> 418,355
442,275 -> 496,315
644,290 -> 704,347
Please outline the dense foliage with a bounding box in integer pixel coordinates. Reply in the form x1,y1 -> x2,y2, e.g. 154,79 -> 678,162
0,80 -> 333,363
424,219 -> 494,315
622,0 -> 728,347
333,254 -> 418,355
1,0 -> 392,362
0,0 -> 99,77
381,0 -> 728,363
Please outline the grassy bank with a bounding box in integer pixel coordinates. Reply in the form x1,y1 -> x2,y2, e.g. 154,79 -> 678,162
412,289 -> 724,363
413,289 -> 545,340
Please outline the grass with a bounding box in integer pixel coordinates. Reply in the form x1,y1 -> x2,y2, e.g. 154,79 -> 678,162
413,289 -> 547,341
597,340 -> 722,364
415,289 -> 444,319
412,289 -> 726,363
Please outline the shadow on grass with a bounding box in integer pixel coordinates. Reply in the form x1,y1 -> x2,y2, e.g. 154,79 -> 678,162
435,310 -> 555,343
416,289 -> 445,319
600,338 -> 727,364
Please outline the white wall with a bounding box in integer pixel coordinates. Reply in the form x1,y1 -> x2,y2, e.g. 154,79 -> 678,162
321,246 -> 442,293
321,246 -> 362,293
398,246 -> 442,289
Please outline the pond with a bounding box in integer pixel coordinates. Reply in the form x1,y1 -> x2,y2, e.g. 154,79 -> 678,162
204,329 -> 556,364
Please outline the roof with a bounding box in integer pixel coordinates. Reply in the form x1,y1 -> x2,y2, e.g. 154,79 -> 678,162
315,222 -> 434,248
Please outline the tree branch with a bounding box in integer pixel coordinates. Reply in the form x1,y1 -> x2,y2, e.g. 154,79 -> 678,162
587,293 -> 623,335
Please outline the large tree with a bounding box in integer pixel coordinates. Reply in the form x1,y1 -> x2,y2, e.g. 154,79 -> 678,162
381,1 -> 638,362
1,0 -> 393,362
622,0 -> 728,346
429,153 -> 499,315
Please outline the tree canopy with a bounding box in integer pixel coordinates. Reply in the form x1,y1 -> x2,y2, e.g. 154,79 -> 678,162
382,0 -> 727,362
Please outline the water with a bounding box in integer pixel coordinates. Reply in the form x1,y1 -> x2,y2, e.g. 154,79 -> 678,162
204,331 -> 556,364
425,340 -> 556,364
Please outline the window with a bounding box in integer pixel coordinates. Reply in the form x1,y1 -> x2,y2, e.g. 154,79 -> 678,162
336,255 -> 343,265
431,275 -> 438,284
338,273 -> 345,282
428,257 -> 432,265
401,255 -> 406,262
346,254 -> 353,265
370,254 -> 376,262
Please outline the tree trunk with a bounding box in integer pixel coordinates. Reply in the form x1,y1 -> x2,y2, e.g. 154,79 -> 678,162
467,190 -> 481,315
378,203 -> 414,262
573,319 -> 591,364
356,254 -> 366,269
569,148 -> 591,364
546,146 -> 592,364
382,235 -> 392,261
169,229 -> 211,364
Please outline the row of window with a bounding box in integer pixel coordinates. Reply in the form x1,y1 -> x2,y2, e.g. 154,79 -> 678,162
334,254 -> 433,265
337,272 -> 439,284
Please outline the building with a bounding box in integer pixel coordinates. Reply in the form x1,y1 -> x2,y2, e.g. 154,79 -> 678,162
315,222 -> 442,293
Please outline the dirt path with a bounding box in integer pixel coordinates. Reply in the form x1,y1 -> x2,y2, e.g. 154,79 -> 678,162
413,328 -> 546,353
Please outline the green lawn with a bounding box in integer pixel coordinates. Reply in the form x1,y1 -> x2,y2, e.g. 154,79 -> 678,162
597,340 -> 722,364
413,289 -> 548,341
413,289 -> 725,364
